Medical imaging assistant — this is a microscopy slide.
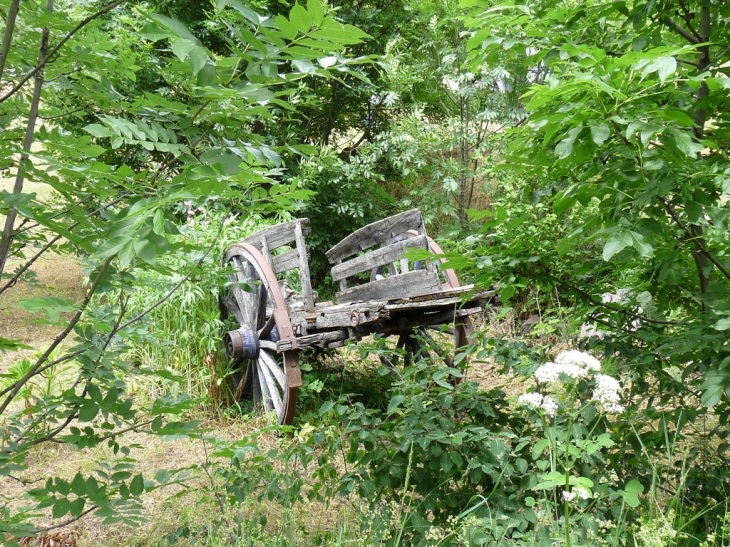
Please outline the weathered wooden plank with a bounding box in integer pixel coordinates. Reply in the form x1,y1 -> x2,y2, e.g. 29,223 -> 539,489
244,219 -> 311,251
330,235 -> 429,282
276,329 -> 349,351
385,296 -> 487,313
326,209 -> 423,263
336,269 -> 441,304
271,248 -> 301,274
261,234 -> 274,271
296,221 -> 315,312
307,301 -> 389,329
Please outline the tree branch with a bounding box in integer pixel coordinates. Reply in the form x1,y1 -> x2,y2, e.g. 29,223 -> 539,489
661,16 -> 700,44
0,0 -> 127,105
659,197 -> 730,282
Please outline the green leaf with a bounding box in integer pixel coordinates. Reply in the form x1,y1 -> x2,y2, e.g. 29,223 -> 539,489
591,123 -> 610,146
387,395 -> 405,414
307,0 -> 324,25
700,370 -> 730,407
188,46 -> 209,75
630,231 -> 653,258
78,400 -> 98,422
83,124 -> 113,138
71,473 -> 86,497
52,498 -> 71,519
147,13 -> 200,44
555,138 -> 573,159
0,336 -> 33,352
69,498 -> 85,517
602,231 -> 633,261
138,22 -> 175,42
713,317 -> 730,331
129,474 -> 144,496
290,3 -> 313,33
648,56 -> 676,83
17,297 -> 77,322
170,38 -> 196,62
275,14 -> 299,40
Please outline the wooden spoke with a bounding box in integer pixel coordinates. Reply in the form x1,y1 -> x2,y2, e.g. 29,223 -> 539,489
220,243 -> 300,425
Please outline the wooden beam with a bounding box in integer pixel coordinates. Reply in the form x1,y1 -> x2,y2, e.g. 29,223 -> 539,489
336,269 -> 442,304
330,234 -> 429,282
244,219 -> 311,251
326,209 -> 423,263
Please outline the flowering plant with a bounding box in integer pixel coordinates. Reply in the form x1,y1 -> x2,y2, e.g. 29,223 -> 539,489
516,349 -> 640,546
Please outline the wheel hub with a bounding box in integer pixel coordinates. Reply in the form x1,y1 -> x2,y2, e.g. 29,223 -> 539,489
224,326 -> 259,360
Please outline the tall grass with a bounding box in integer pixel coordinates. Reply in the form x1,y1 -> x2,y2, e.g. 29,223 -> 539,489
124,209 -> 285,403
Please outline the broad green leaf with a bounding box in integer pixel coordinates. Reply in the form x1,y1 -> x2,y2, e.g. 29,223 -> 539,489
713,317 -> 730,331
275,14 -> 299,40
78,400 -> 98,422
700,370 -> 730,407
555,138 -> 573,159
17,297 -> 77,322
170,38 -> 195,62
129,474 -> 144,496
387,395 -> 405,414
138,22 -> 175,42
83,124 -> 113,138
307,0 -> 324,25
188,46 -> 209,75
52,498 -> 71,519
290,3 -> 313,33
148,13 -> 200,44
591,123 -> 610,146
602,231 -> 632,261
630,231 -> 653,258
667,127 -> 703,157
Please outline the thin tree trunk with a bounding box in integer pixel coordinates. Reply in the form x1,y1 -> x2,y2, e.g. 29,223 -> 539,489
691,0 -> 711,299
0,0 -> 20,82
0,0 -> 54,277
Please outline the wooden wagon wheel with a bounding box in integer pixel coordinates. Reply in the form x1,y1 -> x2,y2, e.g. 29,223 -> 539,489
377,236 -> 474,375
219,243 -> 299,425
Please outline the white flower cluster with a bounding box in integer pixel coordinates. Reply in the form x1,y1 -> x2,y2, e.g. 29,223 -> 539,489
523,350 -> 626,416
517,392 -> 558,417
561,487 -> 590,504
592,374 -> 624,414
533,350 -> 601,384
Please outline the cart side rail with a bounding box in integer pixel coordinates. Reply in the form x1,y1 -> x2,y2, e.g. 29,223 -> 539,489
326,209 -> 443,304
242,218 -> 315,312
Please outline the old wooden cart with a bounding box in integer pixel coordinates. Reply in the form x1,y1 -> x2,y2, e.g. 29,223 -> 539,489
219,209 -> 491,425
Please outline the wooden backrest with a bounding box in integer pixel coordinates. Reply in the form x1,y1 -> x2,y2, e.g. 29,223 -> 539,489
325,209 -> 442,303
243,218 -> 315,312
